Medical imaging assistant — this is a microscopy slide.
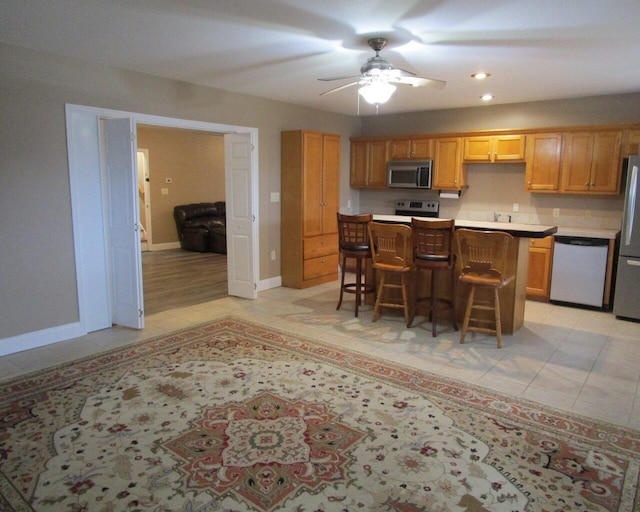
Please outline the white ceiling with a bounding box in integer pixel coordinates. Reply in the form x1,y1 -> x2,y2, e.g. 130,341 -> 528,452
2,0 -> 640,116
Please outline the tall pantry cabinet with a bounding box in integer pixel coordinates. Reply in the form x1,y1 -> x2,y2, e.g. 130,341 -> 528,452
281,130 -> 340,288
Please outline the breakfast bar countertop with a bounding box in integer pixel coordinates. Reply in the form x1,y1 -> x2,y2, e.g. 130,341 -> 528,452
372,215 -> 558,238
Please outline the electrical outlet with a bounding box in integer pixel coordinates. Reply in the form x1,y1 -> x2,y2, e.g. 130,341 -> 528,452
513,203 -> 519,212
270,250 -> 276,261
553,208 -> 560,218
270,192 -> 280,203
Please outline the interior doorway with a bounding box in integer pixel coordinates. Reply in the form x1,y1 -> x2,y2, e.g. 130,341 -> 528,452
66,104 -> 259,336
137,126 -> 230,314
136,148 -> 151,251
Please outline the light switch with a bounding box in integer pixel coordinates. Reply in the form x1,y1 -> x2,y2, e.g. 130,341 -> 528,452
161,188 -> 169,195
271,192 -> 280,203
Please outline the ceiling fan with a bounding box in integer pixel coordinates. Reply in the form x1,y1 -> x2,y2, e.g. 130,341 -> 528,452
318,37 -> 446,107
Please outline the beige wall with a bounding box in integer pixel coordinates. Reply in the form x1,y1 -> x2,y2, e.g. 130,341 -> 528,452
0,43 -> 359,340
2,39 -> 640,343
137,125 -> 225,245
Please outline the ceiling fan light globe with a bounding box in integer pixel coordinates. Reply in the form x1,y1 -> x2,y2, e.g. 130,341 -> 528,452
359,82 -> 396,105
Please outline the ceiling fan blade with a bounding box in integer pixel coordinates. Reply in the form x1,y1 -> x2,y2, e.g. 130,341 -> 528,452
319,81 -> 360,96
317,75 -> 360,82
391,75 -> 447,89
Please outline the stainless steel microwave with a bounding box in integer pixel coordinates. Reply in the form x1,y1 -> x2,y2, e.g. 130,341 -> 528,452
387,160 -> 433,189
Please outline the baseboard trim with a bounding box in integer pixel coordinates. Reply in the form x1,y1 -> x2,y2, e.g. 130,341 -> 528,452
148,242 -> 181,251
258,276 -> 282,292
1,275 -> 284,356
0,322 -> 86,357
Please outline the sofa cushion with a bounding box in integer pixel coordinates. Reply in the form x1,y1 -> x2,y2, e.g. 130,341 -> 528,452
184,218 -> 226,230
174,203 -> 222,224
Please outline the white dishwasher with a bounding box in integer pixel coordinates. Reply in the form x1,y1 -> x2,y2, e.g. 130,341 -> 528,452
549,236 -> 609,308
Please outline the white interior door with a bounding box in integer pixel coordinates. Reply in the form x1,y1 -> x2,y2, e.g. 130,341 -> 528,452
225,133 -> 258,299
103,117 -> 144,328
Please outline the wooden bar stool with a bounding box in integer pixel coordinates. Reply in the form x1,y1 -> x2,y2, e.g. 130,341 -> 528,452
336,213 -> 375,317
455,229 -> 515,348
411,218 -> 458,337
367,222 -> 415,327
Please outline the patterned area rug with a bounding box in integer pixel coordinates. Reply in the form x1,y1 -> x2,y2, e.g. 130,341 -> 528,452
1,317 -> 639,511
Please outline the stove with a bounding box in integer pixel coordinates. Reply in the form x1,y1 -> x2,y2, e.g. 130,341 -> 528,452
394,199 -> 440,218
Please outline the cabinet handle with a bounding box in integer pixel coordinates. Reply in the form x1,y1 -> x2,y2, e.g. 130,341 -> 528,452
487,152 -> 491,160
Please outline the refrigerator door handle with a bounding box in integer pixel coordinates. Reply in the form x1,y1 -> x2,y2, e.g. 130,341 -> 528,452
628,259 -> 640,267
624,165 -> 638,246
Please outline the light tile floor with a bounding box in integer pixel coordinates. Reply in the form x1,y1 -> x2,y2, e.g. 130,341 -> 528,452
2,279 -> 639,431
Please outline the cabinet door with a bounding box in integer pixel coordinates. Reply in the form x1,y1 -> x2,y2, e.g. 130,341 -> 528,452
368,139 -> 389,188
526,243 -> 552,298
622,129 -> 640,158
560,132 -> 594,192
411,138 -> 433,159
350,141 -> 369,188
494,134 -> 525,161
322,133 -> 340,234
302,132 -> 324,237
590,131 -> 622,193
525,133 -> 562,191
388,139 -> 411,159
433,137 -> 463,189
463,136 -> 493,162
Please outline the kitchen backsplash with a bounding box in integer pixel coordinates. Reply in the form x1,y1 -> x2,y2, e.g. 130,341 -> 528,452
356,163 -> 624,231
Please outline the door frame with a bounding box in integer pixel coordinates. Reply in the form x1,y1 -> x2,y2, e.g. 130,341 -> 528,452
66,103 -> 259,334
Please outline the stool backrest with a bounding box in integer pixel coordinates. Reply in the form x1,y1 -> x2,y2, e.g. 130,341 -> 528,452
412,218 -> 455,264
337,213 -> 372,251
455,229 -> 514,283
368,222 -> 414,268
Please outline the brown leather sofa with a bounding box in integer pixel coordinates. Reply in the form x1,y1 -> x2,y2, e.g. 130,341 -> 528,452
173,202 -> 227,253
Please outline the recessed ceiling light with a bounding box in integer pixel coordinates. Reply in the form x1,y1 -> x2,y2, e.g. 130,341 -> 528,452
480,94 -> 494,101
471,72 -> 491,79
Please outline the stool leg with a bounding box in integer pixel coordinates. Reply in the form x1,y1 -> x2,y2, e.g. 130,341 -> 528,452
461,286 -> 475,344
372,272 -> 385,322
336,254 -> 346,311
450,267 -> 458,332
430,270 -> 437,337
494,288 -> 503,348
355,257 -> 362,317
401,273 -> 414,327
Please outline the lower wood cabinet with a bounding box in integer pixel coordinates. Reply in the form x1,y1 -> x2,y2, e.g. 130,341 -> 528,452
526,236 -> 553,299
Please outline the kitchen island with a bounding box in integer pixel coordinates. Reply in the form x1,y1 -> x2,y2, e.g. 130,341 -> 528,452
370,215 -> 558,335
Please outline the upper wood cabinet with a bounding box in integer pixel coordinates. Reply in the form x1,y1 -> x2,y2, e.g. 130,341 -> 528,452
433,137 -> 466,190
621,129 -> 640,159
525,133 -> 562,192
463,134 -> 525,162
388,138 -> 433,160
350,140 -> 388,189
559,130 -> 622,194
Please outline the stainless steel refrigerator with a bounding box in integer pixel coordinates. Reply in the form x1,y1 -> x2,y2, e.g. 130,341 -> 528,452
614,155 -> 640,320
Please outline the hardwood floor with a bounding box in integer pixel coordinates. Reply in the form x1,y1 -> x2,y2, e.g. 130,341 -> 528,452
142,249 -> 227,315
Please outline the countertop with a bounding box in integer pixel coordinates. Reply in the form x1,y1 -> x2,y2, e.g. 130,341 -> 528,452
372,214 -> 558,239
554,227 -> 620,240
